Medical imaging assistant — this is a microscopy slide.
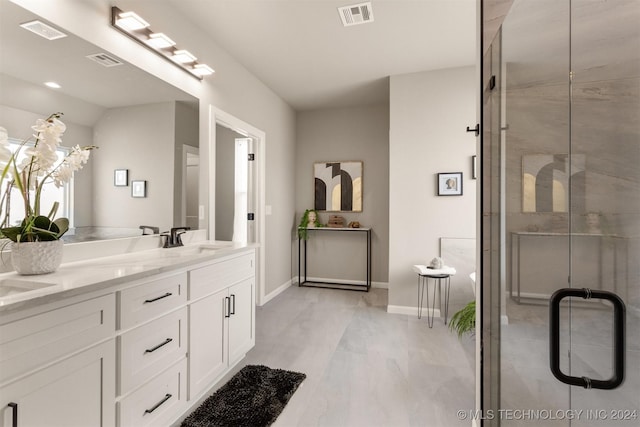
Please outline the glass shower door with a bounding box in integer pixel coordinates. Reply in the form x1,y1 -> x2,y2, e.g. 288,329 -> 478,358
568,0 -> 640,423
498,0 -> 574,424
484,0 -> 639,425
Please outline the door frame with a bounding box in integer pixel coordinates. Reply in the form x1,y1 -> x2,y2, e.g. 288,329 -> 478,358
209,105 -> 267,306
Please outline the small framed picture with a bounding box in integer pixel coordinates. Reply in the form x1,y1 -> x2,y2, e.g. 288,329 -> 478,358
131,180 -> 147,198
438,172 -> 463,196
114,169 -> 128,187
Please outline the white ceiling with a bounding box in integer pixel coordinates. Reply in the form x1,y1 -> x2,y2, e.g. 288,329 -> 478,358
0,0 -> 476,120
0,0 -> 197,126
170,0 -> 477,111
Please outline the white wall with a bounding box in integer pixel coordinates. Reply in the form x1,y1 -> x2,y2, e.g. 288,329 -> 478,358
296,105 -> 390,285
93,102 -> 175,231
12,0 -> 297,297
389,66 -> 476,309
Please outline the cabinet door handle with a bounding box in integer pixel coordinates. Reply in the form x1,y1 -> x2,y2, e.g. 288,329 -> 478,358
144,393 -> 172,415
7,402 -> 17,427
143,292 -> 172,304
225,296 -> 231,318
230,294 -> 236,315
144,338 -> 173,354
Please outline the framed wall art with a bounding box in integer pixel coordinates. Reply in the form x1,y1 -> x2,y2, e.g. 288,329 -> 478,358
438,172 -> 463,196
314,161 -> 362,212
131,180 -> 147,198
114,169 -> 128,186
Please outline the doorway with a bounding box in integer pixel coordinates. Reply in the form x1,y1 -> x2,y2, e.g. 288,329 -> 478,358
214,125 -> 254,243
481,0 -> 639,424
209,106 -> 266,305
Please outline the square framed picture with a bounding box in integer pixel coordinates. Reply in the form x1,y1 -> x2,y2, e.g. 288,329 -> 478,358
438,172 -> 463,196
114,169 -> 128,187
131,180 -> 147,198
313,161 -> 363,212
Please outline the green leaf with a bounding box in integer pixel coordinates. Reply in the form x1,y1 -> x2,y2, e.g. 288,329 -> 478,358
33,215 -> 60,233
0,226 -> 22,242
449,301 -> 476,339
53,218 -> 69,237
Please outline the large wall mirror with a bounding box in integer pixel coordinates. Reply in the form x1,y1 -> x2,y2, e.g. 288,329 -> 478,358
0,1 -> 200,242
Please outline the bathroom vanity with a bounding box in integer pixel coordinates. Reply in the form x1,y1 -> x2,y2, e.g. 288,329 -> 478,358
0,241 -> 256,427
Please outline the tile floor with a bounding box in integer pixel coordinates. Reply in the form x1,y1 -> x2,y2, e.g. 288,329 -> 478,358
180,285 -> 476,427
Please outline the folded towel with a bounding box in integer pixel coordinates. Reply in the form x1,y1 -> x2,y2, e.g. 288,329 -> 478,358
412,265 -> 456,276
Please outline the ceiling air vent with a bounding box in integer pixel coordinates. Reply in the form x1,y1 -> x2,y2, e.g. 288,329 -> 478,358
338,2 -> 374,27
19,20 -> 67,40
86,53 -> 124,68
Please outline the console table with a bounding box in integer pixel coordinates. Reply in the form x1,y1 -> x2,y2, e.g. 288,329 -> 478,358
298,227 -> 372,291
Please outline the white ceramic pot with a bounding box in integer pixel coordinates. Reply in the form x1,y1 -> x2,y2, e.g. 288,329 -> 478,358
11,240 -> 64,275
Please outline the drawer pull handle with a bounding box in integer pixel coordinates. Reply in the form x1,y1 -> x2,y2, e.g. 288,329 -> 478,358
230,294 -> 236,315
144,292 -> 172,304
144,393 -> 172,415
144,338 -> 173,354
7,403 -> 17,427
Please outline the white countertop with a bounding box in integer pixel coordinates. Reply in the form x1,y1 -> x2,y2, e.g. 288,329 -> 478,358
0,241 -> 257,314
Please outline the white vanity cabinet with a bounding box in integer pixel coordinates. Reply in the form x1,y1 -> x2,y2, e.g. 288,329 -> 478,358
188,251 -> 255,399
116,272 -> 188,427
0,245 -> 257,426
0,295 -> 116,427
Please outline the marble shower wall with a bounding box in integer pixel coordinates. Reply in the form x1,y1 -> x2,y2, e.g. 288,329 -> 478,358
502,0 -> 640,303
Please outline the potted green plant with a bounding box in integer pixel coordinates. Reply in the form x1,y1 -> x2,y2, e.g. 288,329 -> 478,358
449,300 -> 476,338
0,113 -> 96,274
297,209 -> 323,239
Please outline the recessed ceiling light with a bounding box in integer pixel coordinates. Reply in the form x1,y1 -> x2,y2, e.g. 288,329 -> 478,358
145,33 -> 176,49
114,11 -> 149,31
171,50 -> 197,64
44,82 -> 61,89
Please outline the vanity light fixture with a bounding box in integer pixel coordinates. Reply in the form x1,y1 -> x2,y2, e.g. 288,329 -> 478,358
171,49 -> 197,64
145,33 -> 176,49
190,64 -> 215,77
110,7 -> 214,80
113,11 -> 149,31
44,81 -> 61,89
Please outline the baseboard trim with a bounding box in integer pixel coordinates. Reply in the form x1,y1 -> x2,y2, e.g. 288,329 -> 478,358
386,304 -> 441,318
260,279 -> 292,306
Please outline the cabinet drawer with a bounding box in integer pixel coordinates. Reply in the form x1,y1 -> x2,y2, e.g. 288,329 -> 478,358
118,357 -> 187,427
119,273 -> 186,329
119,308 -> 187,395
0,294 -> 115,384
189,251 -> 255,300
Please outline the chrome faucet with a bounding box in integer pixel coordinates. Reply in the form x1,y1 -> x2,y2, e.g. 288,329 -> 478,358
161,227 -> 191,248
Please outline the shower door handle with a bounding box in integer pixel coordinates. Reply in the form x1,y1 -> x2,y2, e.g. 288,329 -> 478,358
549,288 -> 626,390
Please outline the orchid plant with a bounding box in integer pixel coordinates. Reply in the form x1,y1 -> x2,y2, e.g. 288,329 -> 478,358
0,113 -> 95,242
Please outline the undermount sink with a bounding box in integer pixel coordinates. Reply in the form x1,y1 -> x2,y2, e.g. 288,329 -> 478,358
197,242 -> 234,250
161,242 -> 234,258
0,279 -> 57,298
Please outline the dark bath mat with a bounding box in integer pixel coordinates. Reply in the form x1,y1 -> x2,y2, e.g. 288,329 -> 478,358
181,365 -> 306,427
